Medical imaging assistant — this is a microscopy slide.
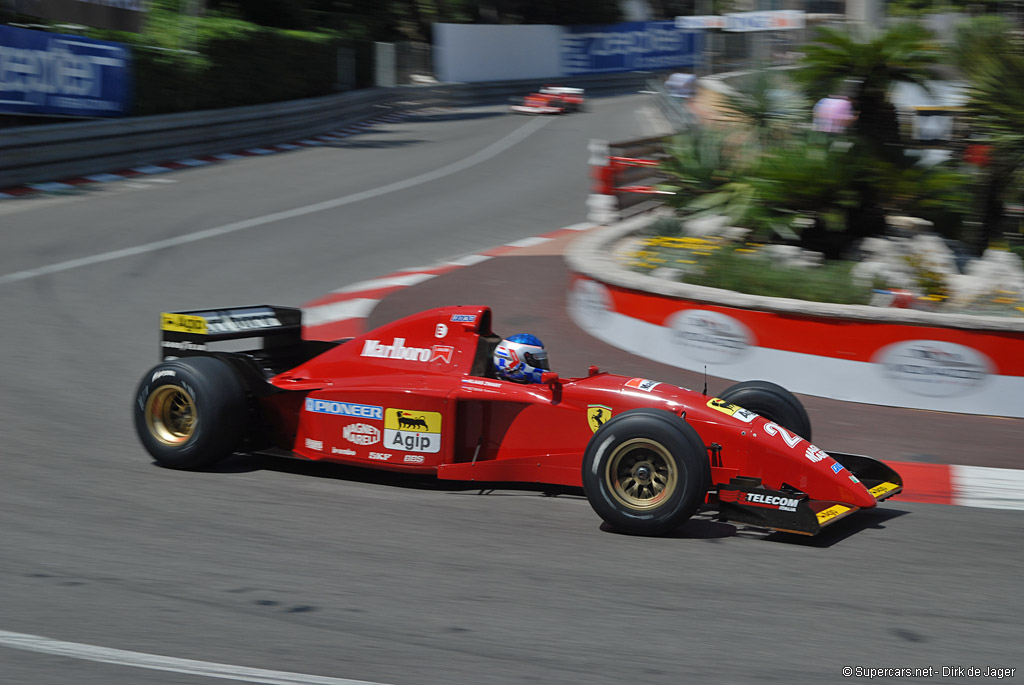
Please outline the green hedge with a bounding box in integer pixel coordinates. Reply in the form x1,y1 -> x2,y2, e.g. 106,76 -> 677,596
130,29 -> 339,115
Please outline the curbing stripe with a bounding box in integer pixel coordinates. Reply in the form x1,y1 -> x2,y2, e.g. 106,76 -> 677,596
303,298 -> 380,327
332,272 -> 439,294
953,465 -> 1024,510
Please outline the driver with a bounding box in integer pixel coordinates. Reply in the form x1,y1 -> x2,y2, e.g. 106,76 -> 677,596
493,334 -> 550,383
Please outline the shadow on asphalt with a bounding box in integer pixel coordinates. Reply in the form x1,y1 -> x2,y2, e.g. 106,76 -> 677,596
412,111 -> 506,123
187,451 -> 586,497
174,453 -> 911,546
760,507 -> 911,548
323,137 -> 426,149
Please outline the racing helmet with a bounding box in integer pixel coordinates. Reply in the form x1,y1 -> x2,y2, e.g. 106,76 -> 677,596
493,334 -> 550,383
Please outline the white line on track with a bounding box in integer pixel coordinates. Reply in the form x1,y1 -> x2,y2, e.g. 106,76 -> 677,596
0,116 -> 554,288
0,629 -> 391,685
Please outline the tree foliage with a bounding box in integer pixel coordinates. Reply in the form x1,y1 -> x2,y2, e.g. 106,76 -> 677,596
794,23 -> 940,158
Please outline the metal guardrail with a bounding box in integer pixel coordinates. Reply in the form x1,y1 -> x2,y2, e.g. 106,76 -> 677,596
0,72 -> 655,188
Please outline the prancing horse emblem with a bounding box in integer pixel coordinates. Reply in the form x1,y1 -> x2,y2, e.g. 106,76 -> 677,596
587,404 -> 612,433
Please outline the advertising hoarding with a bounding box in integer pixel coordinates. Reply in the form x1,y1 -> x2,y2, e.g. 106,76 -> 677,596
0,25 -> 131,117
562,21 -> 702,75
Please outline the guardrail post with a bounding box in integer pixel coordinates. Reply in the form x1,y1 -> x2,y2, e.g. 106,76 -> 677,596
587,138 -> 618,225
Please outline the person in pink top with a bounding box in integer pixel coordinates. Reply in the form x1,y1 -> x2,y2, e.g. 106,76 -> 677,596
813,95 -> 855,133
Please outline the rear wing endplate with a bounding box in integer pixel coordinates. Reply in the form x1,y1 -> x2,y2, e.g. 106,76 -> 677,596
159,305 -> 303,358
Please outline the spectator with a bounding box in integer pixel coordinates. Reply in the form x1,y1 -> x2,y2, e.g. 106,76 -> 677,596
813,94 -> 855,134
666,72 -> 696,100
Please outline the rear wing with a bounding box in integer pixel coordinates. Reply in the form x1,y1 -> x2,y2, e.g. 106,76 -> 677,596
159,305 -> 303,359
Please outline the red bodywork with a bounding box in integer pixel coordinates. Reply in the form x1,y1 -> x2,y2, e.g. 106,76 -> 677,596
263,306 -> 886,518
509,86 -> 584,115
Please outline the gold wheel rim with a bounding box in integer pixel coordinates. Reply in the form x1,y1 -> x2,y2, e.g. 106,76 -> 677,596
605,438 -> 678,510
145,385 -> 197,445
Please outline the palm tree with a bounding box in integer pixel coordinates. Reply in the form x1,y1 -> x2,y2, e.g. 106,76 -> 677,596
716,66 -> 808,148
794,22 -> 941,159
952,16 -> 1024,252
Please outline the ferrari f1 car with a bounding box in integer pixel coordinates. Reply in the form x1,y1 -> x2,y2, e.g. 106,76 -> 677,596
508,86 -> 585,115
134,305 -> 902,536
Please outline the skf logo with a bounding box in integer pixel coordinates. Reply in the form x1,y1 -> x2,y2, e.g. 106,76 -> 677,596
161,313 -> 207,334
587,405 -> 612,432
383,408 -> 442,453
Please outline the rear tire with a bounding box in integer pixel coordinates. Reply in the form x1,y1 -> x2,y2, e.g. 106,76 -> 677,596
133,356 -> 247,470
582,409 -> 710,536
719,380 -> 811,441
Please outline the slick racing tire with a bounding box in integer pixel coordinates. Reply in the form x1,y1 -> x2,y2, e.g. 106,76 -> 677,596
582,409 -> 710,536
133,356 -> 247,470
719,380 -> 812,441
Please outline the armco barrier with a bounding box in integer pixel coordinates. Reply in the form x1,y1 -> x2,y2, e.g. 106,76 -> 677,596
0,71 -> 654,189
587,135 -> 670,224
566,215 -> 1024,418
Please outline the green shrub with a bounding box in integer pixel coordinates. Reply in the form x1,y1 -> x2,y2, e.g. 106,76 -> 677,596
685,250 -> 875,305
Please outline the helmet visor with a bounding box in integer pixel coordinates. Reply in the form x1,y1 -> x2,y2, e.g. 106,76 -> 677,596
524,350 -> 550,370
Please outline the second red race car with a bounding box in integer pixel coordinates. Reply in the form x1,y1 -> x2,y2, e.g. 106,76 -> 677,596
508,85 -> 585,114
134,304 -> 902,536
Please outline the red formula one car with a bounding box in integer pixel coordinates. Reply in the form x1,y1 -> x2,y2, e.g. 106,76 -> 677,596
508,86 -> 585,114
134,305 -> 902,536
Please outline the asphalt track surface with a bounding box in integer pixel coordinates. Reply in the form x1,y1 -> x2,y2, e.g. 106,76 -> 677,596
1,94 -> 1021,684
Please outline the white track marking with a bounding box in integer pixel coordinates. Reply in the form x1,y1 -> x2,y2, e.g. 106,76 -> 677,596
331,273 -> 438,294
953,465 -> 1024,510
303,298 -> 380,327
132,165 -> 172,174
503,236 -> 552,248
0,629 -> 390,685
0,116 -> 554,287
446,254 -> 493,267
28,182 -> 75,192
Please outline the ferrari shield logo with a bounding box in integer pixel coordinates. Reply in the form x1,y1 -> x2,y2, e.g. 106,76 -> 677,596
587,405 -> 612,432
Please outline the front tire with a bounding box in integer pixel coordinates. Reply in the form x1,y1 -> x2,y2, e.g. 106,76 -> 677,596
719,380 -> 811,441
133,356 -> 247,469
582,409 -> 710,536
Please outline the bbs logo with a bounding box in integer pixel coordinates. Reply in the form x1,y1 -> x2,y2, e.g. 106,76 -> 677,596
343,423 -> 380,446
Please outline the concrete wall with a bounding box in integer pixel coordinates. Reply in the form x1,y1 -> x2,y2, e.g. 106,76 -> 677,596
434,24 -> 562,83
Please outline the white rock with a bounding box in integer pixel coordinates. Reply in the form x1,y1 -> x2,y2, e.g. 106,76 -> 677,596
683,214 -> 732,237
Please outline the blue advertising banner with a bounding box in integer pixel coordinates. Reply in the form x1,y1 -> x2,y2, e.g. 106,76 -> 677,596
0,25 -> 131,117
561,21 -> 702,75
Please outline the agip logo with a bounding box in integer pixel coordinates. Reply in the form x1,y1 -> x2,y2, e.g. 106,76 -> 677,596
383,408 -> 442,453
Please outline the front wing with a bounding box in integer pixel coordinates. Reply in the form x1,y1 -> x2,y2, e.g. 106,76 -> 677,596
714,453 -> 903,535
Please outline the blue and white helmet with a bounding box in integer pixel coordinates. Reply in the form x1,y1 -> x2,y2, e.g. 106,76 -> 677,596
494,333 -> 550,383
